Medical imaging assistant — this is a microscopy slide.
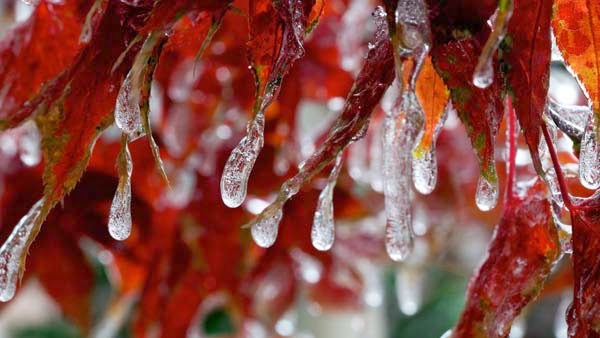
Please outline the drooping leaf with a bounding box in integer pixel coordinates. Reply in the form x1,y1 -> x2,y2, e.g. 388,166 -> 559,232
432,38 -> 504,182
451,180 -> 560,338
503,0 -> 552,171
553,0 -> 600,120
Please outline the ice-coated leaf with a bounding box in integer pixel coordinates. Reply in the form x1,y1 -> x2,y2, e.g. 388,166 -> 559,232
432,38 -> 504,188
451,180 -> 560,338
245,8 -> 395,247
503,0 -> 553,172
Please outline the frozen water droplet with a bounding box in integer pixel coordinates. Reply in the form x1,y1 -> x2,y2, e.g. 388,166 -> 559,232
221,113 -> 265,208
0,198 -> 44,302
412,146 -> 437,194
108,140 -> 133,241
311,153 -> 343,251
115,73 -> 142,136
579,116 -> 600,189
475,175 -> 499,211
473,59 -> 494,89
250,204 -> 283,248
472,3 -> 513,88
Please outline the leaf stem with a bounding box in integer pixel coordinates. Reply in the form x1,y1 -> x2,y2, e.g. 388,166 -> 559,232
506,97 -> 516,199
541,124 -> 574,210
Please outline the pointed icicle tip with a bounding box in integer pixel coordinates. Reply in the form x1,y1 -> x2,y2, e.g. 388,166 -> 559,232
108,139 -> 133,241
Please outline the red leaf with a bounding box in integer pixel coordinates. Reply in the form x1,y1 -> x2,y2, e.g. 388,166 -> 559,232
452,180 -> 560,338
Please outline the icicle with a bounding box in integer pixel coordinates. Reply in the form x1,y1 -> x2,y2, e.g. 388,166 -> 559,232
412,103 -> 449,194
395,266 -> 425,316
108,136 -> 133,241
249,200 -> 284,248
311,153 -> 344,251
579,114 -> 600,189
547,99 -> 590,140
221,112 -> 265,208
383,90 -> 424,261
115,71 -> 142,136
0,198 -> 44,302
472,0 -> 513,88
475,175 -> 499,211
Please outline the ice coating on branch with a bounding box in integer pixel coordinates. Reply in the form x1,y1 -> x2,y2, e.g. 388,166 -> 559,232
383,90 -> 424,261
579,115 -> 600,189
108,138 -> 133,241
547,99 -> 590,140
473,1 -> 513,88
475,175 -> 499,211
250,202 -> 284,248
412,103 -> 449,194
0,198 -> 44,302
311,153 -> 344,251
221,113 -> 265,208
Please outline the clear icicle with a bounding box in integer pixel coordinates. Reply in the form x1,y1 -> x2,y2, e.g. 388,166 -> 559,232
221,112 -> 265,208
311,153 -> 344,251
0,198 -> 44,302
475,175 -> 499,211
250,201 -> 284,248
472,1 -> 513,89
383,90 -> 424,261
579,114 -> 600,189
108,137 -> 133,241
412,103 -> 449,194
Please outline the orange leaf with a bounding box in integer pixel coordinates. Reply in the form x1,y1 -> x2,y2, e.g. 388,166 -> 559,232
553,0 -> 600,117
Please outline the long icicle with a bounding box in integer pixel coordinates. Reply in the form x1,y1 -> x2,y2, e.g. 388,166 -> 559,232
108,134 -> 133,241
247,7 -> 395,248
383,0 -> 430,261
472,0 -> 513,88
311,152 -> 344,251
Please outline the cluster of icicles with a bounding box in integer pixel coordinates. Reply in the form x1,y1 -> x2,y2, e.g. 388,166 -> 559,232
0,0 -> 598,306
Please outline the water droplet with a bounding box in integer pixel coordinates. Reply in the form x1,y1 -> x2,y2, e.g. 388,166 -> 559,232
0,198 -> 44,302
311,153 -> 343,251
475,175 -> 499,211
412,146 -> 437,194
108,140 -> 133,241
221,113 -> 265,208
250,204 -> 283,248
473,59 -> 494,89
579,116 -> 600,189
